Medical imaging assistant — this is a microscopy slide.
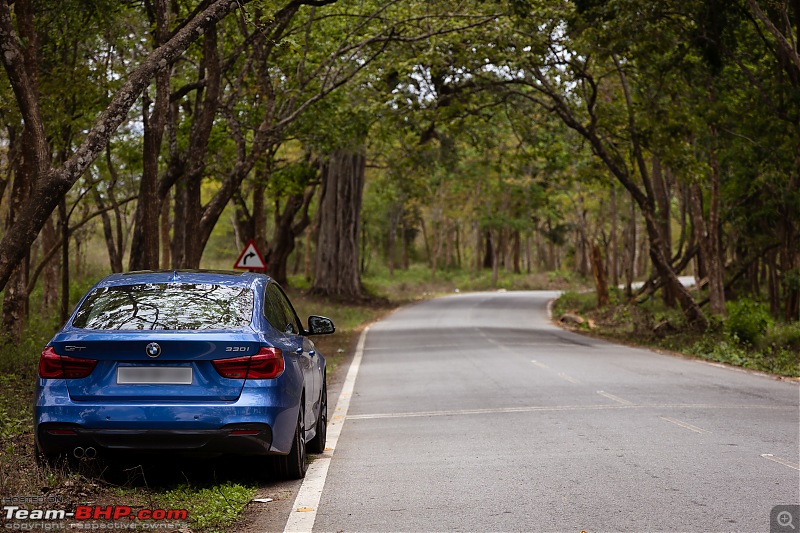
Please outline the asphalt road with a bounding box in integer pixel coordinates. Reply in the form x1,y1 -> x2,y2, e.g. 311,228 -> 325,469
307,291 -> 799,532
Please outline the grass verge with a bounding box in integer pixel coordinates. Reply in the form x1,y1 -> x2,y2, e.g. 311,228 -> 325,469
553,289 -> 800,378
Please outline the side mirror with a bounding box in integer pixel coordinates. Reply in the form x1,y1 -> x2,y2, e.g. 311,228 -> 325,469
307,315 -> 335,335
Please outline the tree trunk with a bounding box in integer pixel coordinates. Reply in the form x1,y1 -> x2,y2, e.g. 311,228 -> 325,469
58,199 -> 69,324
652,156 -> 676,307
767,250 -> 781,317
253,181 -> 267,255
311,150 -> 365,298
455,225 -> 462,269
623,198 -> 636,298
402,221 -> 410,270
1,0 -> 37,338
636,220 -> 649,279
41,215 -> 60,307
591,244 -> 609,307
474,220 -> 481,273
387,206 -> 398,277
525,232 -> 532,274
782,218 -> 800,321
129,0 -> 171,271
94,189 -> 122,273
304,226 -> 314,282
267,184 -> 316,285
690,182 -> 726,315
483,230 -> 493,269
610,183 -> 619,288
171,178 -> 186,269
491,230 -> 500,286
705,137 -> 726,315
2,158 -> 29,336
160,189 -> 171,269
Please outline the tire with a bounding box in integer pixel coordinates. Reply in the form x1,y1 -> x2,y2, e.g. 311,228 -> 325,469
307,379 -> 327,454
274,407 -> 307,480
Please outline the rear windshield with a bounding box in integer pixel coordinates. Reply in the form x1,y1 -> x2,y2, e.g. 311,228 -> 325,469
72,283 -> 254,330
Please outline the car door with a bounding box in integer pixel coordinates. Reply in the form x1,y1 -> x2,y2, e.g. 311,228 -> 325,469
265,284 -> 315,432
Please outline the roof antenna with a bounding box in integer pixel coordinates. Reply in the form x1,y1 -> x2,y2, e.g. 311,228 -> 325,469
170,270 -> 181,282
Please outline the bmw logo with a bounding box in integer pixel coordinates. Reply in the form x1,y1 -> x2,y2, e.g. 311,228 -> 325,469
146,342 -> 161,358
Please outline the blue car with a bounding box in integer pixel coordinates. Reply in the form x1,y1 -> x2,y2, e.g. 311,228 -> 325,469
34,270 -> 334,479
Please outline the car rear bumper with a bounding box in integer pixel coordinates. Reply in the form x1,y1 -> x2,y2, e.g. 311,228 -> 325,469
35,378 -> 302,455
36,422 -> 273,457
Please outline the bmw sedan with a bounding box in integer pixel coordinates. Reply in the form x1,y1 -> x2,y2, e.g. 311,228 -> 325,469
34,270 -> 334,479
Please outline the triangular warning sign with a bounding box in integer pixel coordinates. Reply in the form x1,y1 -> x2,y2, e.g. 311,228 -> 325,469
233,240 -> 267,271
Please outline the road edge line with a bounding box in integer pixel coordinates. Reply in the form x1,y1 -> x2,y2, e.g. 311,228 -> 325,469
282,326 -> 369,533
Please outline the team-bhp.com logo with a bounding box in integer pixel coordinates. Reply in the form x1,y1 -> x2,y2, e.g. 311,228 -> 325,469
4,504 -> 187,521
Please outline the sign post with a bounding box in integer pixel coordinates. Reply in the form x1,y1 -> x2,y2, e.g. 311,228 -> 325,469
233,240 -> 267,272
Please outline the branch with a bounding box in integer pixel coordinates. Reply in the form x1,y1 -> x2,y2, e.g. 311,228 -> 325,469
0,0 -> 245,293
0,2 -> 50,178
26,196 -> 137,294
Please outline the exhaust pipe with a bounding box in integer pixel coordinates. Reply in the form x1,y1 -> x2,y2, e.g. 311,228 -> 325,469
72,447 -> 97,459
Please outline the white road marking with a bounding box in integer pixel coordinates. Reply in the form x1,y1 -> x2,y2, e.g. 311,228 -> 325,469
761,454 -> 800,471
558,372 -> 581,384
597,390 -> 634,405
659,416 -> 710,434
348,404 -> 634,420
283,327 -> 369,533
347,403 -> 793,421
365,344 -> 460,351
529,361 -> 582,384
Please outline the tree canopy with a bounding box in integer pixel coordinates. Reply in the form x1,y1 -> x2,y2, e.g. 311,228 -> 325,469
0,0 -> 797,336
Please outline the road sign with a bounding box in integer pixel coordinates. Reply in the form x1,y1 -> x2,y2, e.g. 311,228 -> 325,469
233,240 -> 267,271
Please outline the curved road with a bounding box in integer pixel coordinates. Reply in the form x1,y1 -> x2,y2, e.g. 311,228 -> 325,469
293,291 -> 799,532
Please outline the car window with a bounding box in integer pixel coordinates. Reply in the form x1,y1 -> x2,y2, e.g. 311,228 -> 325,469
274,285 -> 302,334
72,283 -> 254,330
263,286 -> 288,333
264,284 -> 301,335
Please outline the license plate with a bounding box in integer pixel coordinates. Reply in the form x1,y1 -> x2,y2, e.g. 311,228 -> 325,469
117,366 -> 193,385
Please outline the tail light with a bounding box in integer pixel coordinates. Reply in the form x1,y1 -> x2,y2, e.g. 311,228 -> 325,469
212,347 -> 284,379
38,347 -> 97,379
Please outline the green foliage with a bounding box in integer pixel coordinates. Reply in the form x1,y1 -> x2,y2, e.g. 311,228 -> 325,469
688,335 -> 800,377
553,291 -> 800,377
0,376 -> 30,439
764,321 -> 800,352
726,298 -> 773,346
161,482 -> 255,533
553,290 -> 595,316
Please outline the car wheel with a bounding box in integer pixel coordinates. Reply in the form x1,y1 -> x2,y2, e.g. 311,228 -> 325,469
274,407 -> 308,480
307,379 -> 327,454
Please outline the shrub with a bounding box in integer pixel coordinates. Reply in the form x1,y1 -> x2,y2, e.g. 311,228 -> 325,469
764,321 -> 800,352
726,298 -> 773,346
